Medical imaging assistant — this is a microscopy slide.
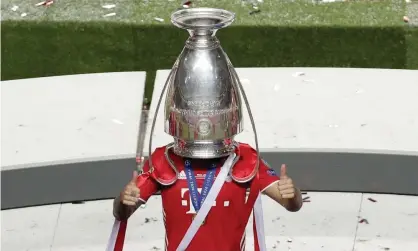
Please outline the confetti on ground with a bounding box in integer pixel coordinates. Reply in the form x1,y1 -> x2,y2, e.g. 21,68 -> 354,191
36,0 -> 54,7
404,16 -> 409,23
102,4 -> 116,9
103,13 -> 116,17
292,72 -> 305,77
11,5 -> 19,11
112,119 -> 123,124
368,197 -> 377,202
21,13 -> 27,17
359,218 -> 369,224
249,9 -> 261,15
287,238 -> 293,243
182,1 -> 192,8
144,217 -> 158,223
154,17 -> 164,22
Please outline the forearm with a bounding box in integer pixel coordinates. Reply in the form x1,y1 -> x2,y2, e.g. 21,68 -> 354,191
113,196 -> 139,220
282,188 -> 303,212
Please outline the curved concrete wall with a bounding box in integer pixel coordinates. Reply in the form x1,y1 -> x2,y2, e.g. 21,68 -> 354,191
1,68 -> 418,209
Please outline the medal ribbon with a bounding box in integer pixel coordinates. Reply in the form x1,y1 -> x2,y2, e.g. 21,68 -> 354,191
184,159 -> 217,212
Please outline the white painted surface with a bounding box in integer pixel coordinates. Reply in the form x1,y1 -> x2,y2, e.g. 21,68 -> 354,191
354,194 -> 418,251
145,68 -> 418,155
1,205 -> 61,251
1,72 -> 146,169
2,193 -> 418,251
245,192 -> 362,251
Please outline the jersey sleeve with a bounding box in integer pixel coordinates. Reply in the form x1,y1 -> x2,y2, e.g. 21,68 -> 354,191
136,160 -> 159,203
258,159 -> 280,193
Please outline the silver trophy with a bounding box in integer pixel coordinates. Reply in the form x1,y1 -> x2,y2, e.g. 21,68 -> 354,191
148,8 -> 260,174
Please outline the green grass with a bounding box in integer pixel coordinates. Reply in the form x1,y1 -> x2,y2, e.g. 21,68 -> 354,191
2,0 -> 405,26
1,0 -> 416,100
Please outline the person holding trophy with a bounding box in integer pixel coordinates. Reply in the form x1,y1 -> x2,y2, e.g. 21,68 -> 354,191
108,7 -> 303,251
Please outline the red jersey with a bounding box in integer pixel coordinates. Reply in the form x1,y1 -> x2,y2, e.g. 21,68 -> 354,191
136,143 -> 279,251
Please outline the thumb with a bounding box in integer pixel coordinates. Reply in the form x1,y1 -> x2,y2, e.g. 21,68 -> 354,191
280,164 -> 288,178
130,170 -> 138,183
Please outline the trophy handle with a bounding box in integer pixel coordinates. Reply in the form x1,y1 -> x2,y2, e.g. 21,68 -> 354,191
148,63 -> 180,176
135,99 -> 150,173
227,59 -> 261,178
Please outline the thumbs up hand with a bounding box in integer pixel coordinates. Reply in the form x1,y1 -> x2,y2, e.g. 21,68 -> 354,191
120,171 -> 141,206
278,164 -> 296,199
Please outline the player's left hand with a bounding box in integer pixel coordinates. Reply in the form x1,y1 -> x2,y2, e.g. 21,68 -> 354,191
278,164 -> 296,199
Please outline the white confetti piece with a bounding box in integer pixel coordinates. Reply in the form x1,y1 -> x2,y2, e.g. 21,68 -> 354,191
273,84 -> 280,92
21,13 -> 27,17
292,72 -> 305,77
103,12 -> 116,17
11,5 -> 19,11
287,238 -> 293,243
102,4 -> 116,9
318,0 -> 344,3
355,88 -> 365,94
154,17 -> 164,22
112,119 -> 124,124
303,79 -> 315,83
328,124 -> 339,128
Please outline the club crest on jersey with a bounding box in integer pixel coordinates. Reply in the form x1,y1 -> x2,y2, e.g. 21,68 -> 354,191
178,170 -> 187,179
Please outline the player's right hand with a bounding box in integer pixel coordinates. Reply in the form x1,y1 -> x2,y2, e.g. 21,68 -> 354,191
120,171 -> 140,206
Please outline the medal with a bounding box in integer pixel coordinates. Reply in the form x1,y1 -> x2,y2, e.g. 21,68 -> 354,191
185,160 -> 216,226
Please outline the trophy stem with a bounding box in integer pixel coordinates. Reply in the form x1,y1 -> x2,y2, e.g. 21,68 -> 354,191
185,31 -> 220,49
187,28 -> 216,37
